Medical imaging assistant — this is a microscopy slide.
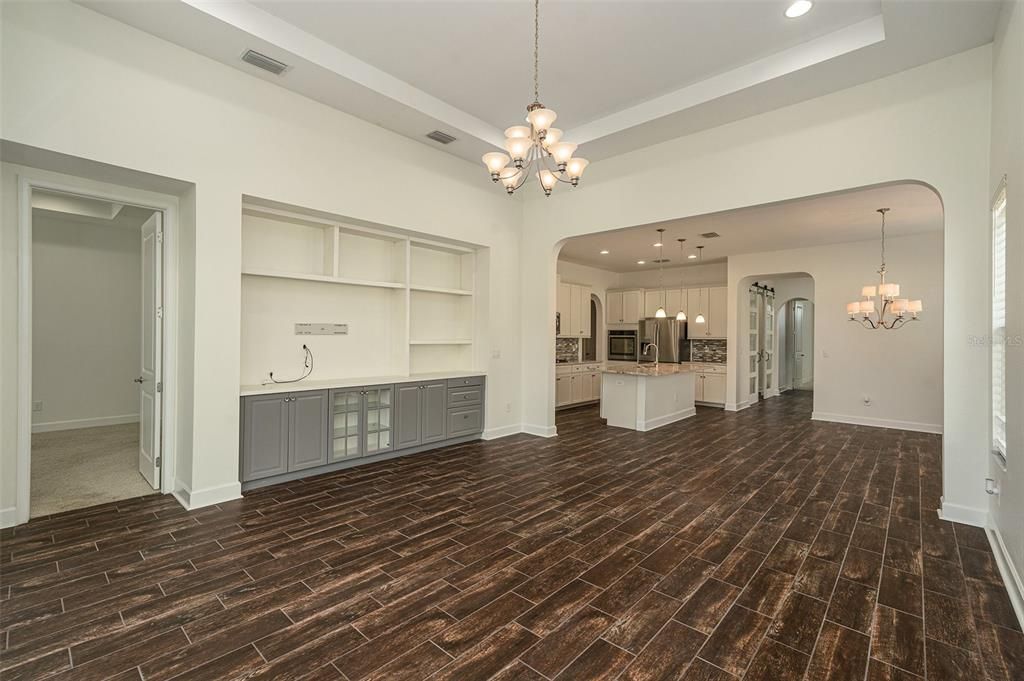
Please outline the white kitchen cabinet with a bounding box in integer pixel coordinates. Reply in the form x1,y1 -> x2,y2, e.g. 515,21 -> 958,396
607,292 -> 623,325
556,375 -> 572,406
589,371 -> 601,400
709,286 -> 728,338
687,288 -> 709,337
608,289 -> 642,324
558,282 -> 592,338
570,374 -> 584,403
703,373 -> 726,403
644,289 -> 684,319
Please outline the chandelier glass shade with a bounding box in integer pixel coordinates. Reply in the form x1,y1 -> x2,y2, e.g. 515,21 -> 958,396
847,208 -> 923,330
480,0 -> 588,196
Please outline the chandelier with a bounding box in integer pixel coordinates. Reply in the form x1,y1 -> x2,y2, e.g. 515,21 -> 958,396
480,0 -> 588,196
846,208 -> 923,329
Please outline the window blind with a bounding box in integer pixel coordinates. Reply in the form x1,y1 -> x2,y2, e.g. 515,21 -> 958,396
992,184 -> 1007,459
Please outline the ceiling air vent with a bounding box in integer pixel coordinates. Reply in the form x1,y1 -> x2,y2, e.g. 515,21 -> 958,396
426,130 -> 457,145
241,49 -> 289,75
700,231 -> 721,239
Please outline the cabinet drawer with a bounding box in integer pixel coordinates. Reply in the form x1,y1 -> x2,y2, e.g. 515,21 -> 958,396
448,387 -> 482,407
448,407 -> 482,437
703,364 -> 726,374
447,376 -> 483,388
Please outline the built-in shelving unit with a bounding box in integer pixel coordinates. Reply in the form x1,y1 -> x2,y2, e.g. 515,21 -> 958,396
240,202 -> 479,385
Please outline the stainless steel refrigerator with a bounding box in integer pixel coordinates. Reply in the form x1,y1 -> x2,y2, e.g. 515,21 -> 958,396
638,318 -> 686,363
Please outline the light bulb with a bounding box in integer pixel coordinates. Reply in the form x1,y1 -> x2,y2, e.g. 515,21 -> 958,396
504,125 -> 531,139
542,128 -> 562,148
565,157 -> 589,179
687,254 -> 697,259
481,152 -> 510,174
655,307 -> 667,319
548,142 -> 577,165
504,137 -> 531,161
785,1 -> 813,19
526,107 -> 557,132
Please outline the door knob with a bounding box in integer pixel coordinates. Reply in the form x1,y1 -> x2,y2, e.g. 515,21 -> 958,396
134,376 -> 145,383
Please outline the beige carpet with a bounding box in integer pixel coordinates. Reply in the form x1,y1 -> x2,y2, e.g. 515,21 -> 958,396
31,423 -> 157,517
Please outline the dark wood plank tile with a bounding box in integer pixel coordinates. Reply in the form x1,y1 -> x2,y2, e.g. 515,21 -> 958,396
871,604 -> 925,676
620,620 -> 706,681
696,604 -> 771,676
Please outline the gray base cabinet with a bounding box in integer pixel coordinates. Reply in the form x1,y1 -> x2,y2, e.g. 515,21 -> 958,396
241,390 -> 328,482
241,376 -> 484,487
396,380 -> 448,449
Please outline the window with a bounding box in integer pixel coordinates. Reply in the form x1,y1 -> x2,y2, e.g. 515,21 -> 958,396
992,180 -> 1007,461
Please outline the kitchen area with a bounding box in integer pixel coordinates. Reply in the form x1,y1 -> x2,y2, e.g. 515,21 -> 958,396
555,241 -> 730,430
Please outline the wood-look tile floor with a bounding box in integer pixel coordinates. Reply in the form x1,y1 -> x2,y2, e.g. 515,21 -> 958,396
2,392 -> 1022,681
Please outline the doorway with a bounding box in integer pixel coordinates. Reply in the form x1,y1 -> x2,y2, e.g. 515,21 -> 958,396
784,299 -> 814,391
27,188 -> 164,517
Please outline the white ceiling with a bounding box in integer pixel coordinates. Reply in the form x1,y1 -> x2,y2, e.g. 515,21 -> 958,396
557,182 -> 943,272
79,0 -> 1002,164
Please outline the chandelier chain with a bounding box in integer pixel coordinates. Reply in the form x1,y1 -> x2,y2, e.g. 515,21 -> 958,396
533,0 -> 540,103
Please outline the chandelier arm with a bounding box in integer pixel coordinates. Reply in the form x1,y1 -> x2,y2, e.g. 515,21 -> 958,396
537,151 -> 574,184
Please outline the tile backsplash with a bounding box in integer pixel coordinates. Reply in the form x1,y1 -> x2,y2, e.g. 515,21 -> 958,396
691,339 -> 727,363
555,337 -> 580,362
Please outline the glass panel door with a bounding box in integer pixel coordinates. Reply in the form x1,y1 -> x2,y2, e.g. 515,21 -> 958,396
748,289 -> 760,404
763,292 -> 775,393
364,386 -> 393,455
331,388 -> 363,460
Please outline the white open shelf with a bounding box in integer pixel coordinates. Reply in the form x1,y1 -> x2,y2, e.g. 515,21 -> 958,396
240,202 -> 479,384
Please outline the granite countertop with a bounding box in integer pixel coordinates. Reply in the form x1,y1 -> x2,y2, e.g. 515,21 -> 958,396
603,364 -> 695,377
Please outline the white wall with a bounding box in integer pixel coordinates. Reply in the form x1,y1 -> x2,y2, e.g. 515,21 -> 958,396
521,46 -> 991,520
988,0 -> 1024,620
730,233 -> 943,431
0,0 -> 522,515
31,211 -> 142,431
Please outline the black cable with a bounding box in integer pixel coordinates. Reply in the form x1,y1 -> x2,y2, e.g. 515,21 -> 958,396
264,344 -> 313,385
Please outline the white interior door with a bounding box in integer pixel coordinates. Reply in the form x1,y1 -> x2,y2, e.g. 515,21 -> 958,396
793,300 -> 813,391
139,212 -> 162,488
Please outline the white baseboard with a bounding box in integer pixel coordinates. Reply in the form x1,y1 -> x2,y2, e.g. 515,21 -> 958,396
0,506 -> 17,529
173,481 -> 241,510
482,424 -> 521,440
725,400 -> 750,412
31,414 -> 139,433
764,388 -> 780,398
811,411 -> 943,434
938,499 -> 988,527
639,407 -> 696,432
988,523 -> 1024,631
522,423 -> 558,438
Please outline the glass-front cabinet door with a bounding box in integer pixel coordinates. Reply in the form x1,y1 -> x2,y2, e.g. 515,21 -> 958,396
330,388 -> 363,461
363,385 -> 394,455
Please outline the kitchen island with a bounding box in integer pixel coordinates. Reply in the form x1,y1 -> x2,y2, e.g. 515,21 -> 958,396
600,364 -> 697,431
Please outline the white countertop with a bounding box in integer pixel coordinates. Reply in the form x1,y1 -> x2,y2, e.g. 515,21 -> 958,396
241,370 -> 484,397
602,364 -> 696,377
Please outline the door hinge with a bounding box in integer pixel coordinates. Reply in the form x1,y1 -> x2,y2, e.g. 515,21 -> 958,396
156,306 -> 163,319
155,456 -> 162,467
156,381 -> 163,393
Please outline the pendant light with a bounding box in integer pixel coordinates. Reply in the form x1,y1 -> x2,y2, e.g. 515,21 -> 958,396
694,245 -> 706,324
676,238 -> 687,321
654,229 -> 667,318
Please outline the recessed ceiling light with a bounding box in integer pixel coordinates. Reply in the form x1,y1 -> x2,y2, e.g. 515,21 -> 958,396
652,242 -> 663,248
599,250 -> 609,255
785,0 -> 813,18
688,254 -> 698,259
637,260 -> 646,265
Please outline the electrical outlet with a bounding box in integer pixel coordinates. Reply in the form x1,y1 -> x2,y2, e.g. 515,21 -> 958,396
32,400 -> 43,413
491,349 -> 501,359
863,395 -> 872,406
505,402 -> 512,413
